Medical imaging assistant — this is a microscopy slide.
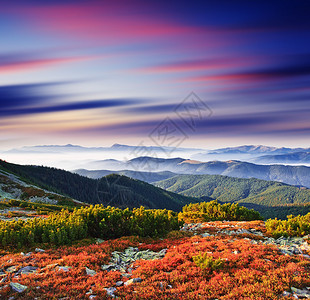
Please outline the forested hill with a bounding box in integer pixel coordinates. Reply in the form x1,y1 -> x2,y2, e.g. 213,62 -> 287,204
155,174 -> 310,207
0,159 -> 202,211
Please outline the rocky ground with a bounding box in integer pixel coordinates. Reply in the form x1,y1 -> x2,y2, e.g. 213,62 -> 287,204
0,221 -> 310,299
0,207 -> 38,222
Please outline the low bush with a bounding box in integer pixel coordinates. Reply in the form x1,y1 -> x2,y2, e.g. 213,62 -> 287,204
0,205 -> 181,248
266,213 -> 310,237
193,252 -> 225,273
179,200 -> 263,223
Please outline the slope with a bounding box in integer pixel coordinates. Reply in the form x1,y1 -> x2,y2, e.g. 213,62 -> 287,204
0,159 -> 202,211
73,169 -> 177,183
155,174 -> 310,207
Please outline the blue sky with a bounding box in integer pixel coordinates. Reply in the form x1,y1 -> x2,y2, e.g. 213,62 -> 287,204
0,0 -> 310,149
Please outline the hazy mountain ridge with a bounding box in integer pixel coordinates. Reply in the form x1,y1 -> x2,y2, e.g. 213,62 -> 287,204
3,144 -> 310,170
84,156 -> 310,188
255,151 -> 310,164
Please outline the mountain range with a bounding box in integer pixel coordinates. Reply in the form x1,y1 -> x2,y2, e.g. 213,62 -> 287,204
2,144 -> 310,169
77,156 -> 310,188
254,152 -> 310,164
2,158 -> 310,219
0,159 -> 200,211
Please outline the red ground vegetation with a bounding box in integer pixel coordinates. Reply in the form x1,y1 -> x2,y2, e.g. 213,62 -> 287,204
0,221 -> 309,299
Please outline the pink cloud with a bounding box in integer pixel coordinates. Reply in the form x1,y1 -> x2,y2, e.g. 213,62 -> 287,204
136,57 -> 259,74
0,56 -> 99,74
8,3 -> 195,44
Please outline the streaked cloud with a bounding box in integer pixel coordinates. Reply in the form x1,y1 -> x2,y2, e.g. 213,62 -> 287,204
0,83 -> 141,117
0,0 -> 309,148
0,54 -> 99,74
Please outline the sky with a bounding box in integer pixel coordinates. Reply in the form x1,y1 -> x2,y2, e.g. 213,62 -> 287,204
1,0 -> 310,150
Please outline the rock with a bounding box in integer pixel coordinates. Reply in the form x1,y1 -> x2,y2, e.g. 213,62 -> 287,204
95,238 -> 105,244
35,248 -> 45,253
86,288 -> 93,295
57,266 -> 71,272
124,277 -> 142,286
201,233 -> 210,237
18,266 -> 38,275
85,267 -> 96,276
282,291 -> 291,297
89,296 -> 97,299
105,287 -> 116,298
291,287 -> 310,298
6,266 -> 18,273
104,247 -> 167,274
10,282 -> 27,293
101,264 -> 116,271
115,281 -> 123,287
281,249 -> 293,256
0,284 -> 8,290
0,271 -> 6,277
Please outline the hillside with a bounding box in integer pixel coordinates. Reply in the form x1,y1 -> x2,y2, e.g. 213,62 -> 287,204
155,174 -> 310,217
0,159 -> 202,211
74,169 -> 177,183
0,167 -> 80,208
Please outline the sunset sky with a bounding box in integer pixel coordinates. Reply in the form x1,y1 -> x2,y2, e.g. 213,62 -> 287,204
1,0 -> 310,150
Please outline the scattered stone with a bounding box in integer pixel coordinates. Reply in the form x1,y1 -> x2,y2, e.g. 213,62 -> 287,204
6,266 -> 18,273
86,289 -> 93,295
101,264 -> 115,271
115,281 -> 124,287
95,238 -> 105,244
291,287 -> 310,298
35,248 -> 45,253
201,232 -> 211,237
124,278 -> 142,286
282,291 -> 291,297
85,267 -> 96,276
0,284 -> 8,290
10,282 -> 27,293
89,295 -> 97,300
102,247 -> 167,275
17,266 -> 38,275
105,287 -> 116,298
57,266 -> 71,272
